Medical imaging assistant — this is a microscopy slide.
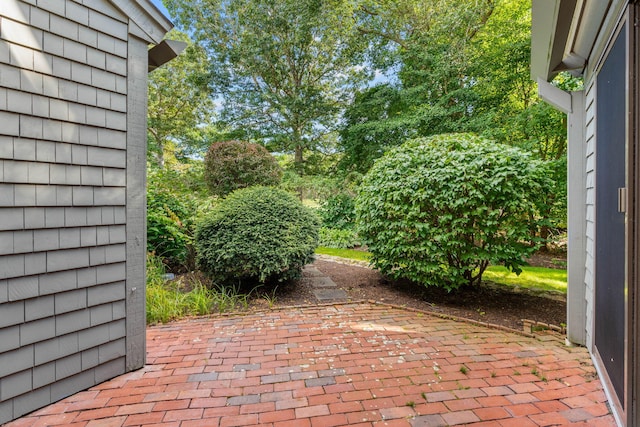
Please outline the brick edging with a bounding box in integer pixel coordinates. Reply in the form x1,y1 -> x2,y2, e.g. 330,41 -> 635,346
160,300 -> 572,343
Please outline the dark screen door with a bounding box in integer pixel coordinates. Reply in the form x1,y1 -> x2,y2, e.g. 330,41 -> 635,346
595,23 -> 627,405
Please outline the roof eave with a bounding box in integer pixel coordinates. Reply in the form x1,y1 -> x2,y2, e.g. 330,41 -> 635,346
148,39 -> 187,72
110,0 -> 173,45
531,0 -> 614,82
531,0 -> 578,82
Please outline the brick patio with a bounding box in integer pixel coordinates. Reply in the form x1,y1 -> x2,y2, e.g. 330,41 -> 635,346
5,303 -> 616,426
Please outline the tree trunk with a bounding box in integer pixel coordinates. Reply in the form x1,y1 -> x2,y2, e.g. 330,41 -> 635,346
294,145 -> 304,175
155,147 -> 165,169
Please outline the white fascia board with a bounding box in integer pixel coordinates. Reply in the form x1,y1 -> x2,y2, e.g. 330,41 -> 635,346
531,0 -> 590,82
537,78 -> 572,114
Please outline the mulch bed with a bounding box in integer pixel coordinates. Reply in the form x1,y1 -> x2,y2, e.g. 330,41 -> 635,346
266,253 -> 567,333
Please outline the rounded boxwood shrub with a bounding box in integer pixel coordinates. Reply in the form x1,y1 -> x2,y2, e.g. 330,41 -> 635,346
204,140 -> 282,197
195,186 -> 320,286
356,133 -> 552,291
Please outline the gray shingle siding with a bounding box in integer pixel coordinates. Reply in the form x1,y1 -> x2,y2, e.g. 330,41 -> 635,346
0,0 -> 169,423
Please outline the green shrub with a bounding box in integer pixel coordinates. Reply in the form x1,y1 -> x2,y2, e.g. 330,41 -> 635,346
147,186 -> 193,267
280,171 -> 343,201
196,186 -> 320,286
204,140 -> 282,196
319,193 -> 356,230
356,133 -> 552,291
147,166 -> 210,270
318,227 -> 361,249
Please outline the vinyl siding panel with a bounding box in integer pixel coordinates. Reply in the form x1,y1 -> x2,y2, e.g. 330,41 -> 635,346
584,77 -> 596,351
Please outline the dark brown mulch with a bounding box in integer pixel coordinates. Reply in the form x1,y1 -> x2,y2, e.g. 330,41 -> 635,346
266,252 -> 567,333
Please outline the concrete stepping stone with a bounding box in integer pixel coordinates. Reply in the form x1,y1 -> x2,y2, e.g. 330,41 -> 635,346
313,288 -> 348,302
305,264 -> 348,302
311,276 -> 338,288
302,266 -> 325,277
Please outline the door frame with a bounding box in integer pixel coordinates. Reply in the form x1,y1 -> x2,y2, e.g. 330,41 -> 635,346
629,2 -> 639,425
591,5 -> 635,425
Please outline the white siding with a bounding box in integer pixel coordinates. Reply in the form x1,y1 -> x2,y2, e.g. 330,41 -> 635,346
584,77 -> 596,351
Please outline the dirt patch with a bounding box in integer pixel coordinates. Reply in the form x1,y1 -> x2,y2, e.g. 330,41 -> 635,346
262,252 -> 567,333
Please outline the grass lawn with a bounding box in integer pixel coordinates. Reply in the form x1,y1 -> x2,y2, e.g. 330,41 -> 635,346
316,246 -> 567,294
316,246 -> 372,262
483,265 -> 566,294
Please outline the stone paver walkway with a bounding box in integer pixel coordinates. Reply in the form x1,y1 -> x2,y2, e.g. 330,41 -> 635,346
5,303 -> 615,427
305,265 -> 348,303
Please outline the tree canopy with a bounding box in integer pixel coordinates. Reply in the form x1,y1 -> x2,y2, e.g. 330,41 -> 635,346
165,0 -> 371,172
147,30 -> 216,168
338,0 -> 570,174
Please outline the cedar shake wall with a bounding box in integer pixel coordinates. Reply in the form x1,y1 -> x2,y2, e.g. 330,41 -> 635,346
0,0 -> 149,422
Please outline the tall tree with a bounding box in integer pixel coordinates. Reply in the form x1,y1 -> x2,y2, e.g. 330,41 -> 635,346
340,0 -> 570,168
164,0 -> 371,173
337,0 -> 497,172
342,0 -> 572,231
338,84 -> 411,173
147,30 -> 215,168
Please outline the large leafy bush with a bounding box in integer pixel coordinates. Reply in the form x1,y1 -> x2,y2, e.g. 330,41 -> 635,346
146,165 -> 214,270
318,227 -> 361,249
204,140 -> 282,196
147,201 -> 190,264
196,186 -> 320,286
317,193 -> 360,249
147,171 -> 196,268
319,193 -> 356,230
356,133 -> 552,291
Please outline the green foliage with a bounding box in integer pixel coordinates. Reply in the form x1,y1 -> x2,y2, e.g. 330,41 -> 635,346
166,0 -> 370,171
147,30 -> 215,167
353,0 -> 498,139
318,227 -> 361,249
149,161 -> 210,199
342,1 -> 569,236
146,255 -> 182,324
147,184 -> 193,266
146,253 -> 212,324
339,84 -> 411,173
280,171 -> 343,202
203,140 -> 282,197
146,253 -> 254,324
319,194 -> 356,229
543,158 -> 568,230
147,165 -> 212,269
317,193 -> 360,248
276,151 -> 342,177
356,133 -> 552,291
196,186 -> 320,286
147,208 -> 190,264
146,252 -> 168,287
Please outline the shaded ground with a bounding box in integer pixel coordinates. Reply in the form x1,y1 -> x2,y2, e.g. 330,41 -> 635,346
266,252 -> 567,333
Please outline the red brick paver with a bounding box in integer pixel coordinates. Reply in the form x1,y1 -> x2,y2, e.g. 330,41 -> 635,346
5,303 -> 614,426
